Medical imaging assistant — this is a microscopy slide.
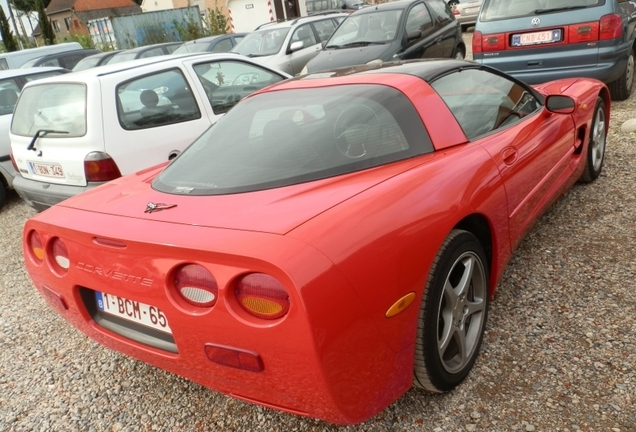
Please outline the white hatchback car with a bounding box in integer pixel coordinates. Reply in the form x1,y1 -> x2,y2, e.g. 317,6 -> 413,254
0,67 -> 69,209
231,12 -> 349,75
10,53 -> 289,212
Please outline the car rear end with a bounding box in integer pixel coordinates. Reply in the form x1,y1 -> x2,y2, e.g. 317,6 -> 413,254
473,0 -> 633,99
10,76 -> 111,211
23,201 -> 413,425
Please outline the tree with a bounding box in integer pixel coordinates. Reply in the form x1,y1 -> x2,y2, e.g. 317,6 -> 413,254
36,0 -> 55,45
0,7 -> 18,51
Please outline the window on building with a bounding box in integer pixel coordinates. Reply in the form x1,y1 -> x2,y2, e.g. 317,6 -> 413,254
64,17 -> 72,31
52,20 -> 61,33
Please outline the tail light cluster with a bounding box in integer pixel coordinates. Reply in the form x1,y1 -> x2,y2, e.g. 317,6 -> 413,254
172,266 -> 291,321
473,14 -> 623,54
26,231 -> 70,276
84,151 -> 122,182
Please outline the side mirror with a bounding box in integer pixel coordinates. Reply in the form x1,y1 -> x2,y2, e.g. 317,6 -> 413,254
406,30 -> 422,41
545,95 -> 575,114
289,41 -> 304,52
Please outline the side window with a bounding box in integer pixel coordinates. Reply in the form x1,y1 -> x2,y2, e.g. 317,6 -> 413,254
0,59 -> 8,70
140,47 -> 165,58
212,38 -> 233,52
405,3 -> 434,35
233,36 -> 245,45
0,79 -> 21,115
426,0 -> 453,25
117,68 -> 201,130
165,44 -> 181,54
431,69 -> 541,140
60,54 -> 85,70
312,19 -> 337,42
193,60 -> 285,115
40,58 -> 62,67
24,71 -> 67,81
291,24 -> 318,48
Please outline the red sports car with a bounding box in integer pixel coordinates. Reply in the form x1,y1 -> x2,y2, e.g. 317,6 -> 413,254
23,60 -> 608,424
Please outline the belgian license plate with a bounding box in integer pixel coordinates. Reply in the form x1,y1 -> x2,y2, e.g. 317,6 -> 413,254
512,29 -> 562,47
96,291 -> 172,334
29,161 -> 64,178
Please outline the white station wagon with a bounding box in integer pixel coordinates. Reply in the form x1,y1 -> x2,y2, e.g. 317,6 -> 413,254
10,53 -> 289,211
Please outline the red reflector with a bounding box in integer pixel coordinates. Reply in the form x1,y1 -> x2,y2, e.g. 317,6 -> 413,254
568,22 -> 599,43
600,14 -> 622,40
9,150 -> 18,172
204,344 -> 264,372
84,152 -> 122,182
42,286 -> 68,311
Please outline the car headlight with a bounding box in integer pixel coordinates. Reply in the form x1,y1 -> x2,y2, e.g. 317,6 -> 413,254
366,59 -> 383,66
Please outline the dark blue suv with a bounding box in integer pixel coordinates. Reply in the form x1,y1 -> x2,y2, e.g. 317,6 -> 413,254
473,0 -> 636,100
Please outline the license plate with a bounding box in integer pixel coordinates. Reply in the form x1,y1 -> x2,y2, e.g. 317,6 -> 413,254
29,161 -> 64,178
465,6 -> 478,13
512,29 -> 562,47
96,292 -> 172,334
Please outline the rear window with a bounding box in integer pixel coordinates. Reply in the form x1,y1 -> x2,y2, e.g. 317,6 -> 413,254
11,83 -> 86,137
153,84 -> 433,195
481,0 -> 605,21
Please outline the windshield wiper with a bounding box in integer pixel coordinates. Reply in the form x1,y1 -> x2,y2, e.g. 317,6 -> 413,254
27,129 -> 69,151
341,41 -> 385,47
535,5 -> 586,14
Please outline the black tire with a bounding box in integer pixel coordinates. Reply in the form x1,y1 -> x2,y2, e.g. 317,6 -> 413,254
580,97 -> 607,183
453,46 -> 465,60
413,229 -> 489,392
609,49 -> 634,101
0,181 -> 6,210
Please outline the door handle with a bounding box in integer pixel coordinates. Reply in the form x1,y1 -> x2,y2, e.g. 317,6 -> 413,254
502,147 -> 517,165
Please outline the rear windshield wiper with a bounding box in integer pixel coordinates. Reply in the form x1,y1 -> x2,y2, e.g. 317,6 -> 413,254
27,129 -> 69,151
534,5 -> 586,14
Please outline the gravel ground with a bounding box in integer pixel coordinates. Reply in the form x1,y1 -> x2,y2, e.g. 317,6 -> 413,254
1,34 -> 635,432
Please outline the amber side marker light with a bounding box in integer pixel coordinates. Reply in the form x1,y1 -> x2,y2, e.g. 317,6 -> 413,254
204,343 -> 264,372
27,231 -> 44,263
385,292 -> 416,318
235,273 -> 290,320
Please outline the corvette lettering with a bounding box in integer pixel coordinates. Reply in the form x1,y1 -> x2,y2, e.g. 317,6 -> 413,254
76,262 -> 153,287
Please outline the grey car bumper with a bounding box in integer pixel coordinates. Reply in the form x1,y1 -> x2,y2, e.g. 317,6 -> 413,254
12,175 -> 106,212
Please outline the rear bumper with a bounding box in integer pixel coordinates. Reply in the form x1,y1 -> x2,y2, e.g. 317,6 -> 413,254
12,175 -> 105,212
475,44 -> 629,85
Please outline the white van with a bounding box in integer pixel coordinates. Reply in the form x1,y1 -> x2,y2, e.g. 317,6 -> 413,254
0,43 -> 82,70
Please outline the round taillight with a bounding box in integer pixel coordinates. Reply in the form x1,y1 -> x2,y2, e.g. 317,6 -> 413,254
51,238 -> 70,274
28,231 -> 44,263
174,264 -> 218,307
235,273 -> 290,320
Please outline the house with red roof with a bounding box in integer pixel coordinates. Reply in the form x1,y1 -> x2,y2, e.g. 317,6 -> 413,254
35,0 -> 141,40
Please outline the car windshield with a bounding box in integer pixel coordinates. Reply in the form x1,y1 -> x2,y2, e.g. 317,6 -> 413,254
327,10 -> 402,46
481,0 -> 605,21
11,83 -> 87,137
153,84 -> 432,195
232,28 -> 291,57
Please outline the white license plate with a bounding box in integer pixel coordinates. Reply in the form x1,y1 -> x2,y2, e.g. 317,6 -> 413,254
29,161 -> 64,178
96,292 -> 172,334
512,29 -> 562,47
465,6 -> 478,13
